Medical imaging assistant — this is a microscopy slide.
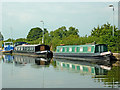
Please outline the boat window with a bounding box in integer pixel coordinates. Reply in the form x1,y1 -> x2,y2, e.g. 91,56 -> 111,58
103,45 -> 108,52
75,47 -> 77,52
16,47 -> 18,51
29,47 -> 31,51
21,47 -> 23,50
65,47 -> 67,52
60,48 -> 63,52
95,46 -> 99,53
27,47 -> 29,51
17,47 -> 19,50
80,47 -> 83,52
28,47 -> 30,51
14,47 -> 16,51
30,47 -> 32,51
23,47 -> 24,50
16,47 -> 18,50
20,47 -> 21,51
88,47 -> 91,52
101,45 -> 104,52
100,45 -> 108,52
31,47 -> 33,51
18,47 -> 20,51
40,46 -> 45,51
69,47 -> 72,52
24,47 -> 27,51
32,47 -> 34,51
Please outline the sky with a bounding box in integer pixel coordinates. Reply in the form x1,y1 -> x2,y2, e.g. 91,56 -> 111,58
0,1 -> 119,40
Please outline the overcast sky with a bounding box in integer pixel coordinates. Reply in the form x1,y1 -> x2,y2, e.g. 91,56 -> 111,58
1,1 -> 118,40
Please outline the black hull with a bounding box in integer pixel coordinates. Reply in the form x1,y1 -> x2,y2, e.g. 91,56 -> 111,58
2,50 -> 13,54
13,50 -> 53,58
53,52 -> 112,64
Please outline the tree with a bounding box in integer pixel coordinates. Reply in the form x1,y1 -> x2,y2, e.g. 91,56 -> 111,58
62,35 -> 80,45
27,27 -> 43,41
90,23 -> 120,52
67,27 -> 79,37
0,32 -> 4,41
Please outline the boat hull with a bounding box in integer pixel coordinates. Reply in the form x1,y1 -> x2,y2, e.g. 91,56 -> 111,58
13,50 -> 53,58
53,52 -> 112,64
2,50 -> 13,54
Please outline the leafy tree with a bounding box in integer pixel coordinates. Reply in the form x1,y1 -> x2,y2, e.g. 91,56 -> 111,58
90,23 -> 120,52
67,27 -> 79,37
50,26 -> 67,39
0,32 -> 4,41
27,27 -> 43,41
61,35 -> 80,45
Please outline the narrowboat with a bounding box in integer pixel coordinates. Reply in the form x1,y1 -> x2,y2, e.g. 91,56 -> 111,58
53,44 -> 113,63
2,42 -> 14,54
13,44 -> 53,58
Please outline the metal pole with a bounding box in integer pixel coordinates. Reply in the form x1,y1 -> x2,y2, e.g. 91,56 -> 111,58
41,21 -> 44,44
10,27 -> 12,42
113,7 -> 114,36
109,4 -> 114,36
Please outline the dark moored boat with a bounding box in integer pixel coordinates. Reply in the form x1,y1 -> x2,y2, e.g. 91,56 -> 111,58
13,44 -> 53,58
53,44 -> 113,63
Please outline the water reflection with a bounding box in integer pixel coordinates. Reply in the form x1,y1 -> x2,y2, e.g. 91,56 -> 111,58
54,59 -> 120,88
2,55 -> 14,63
93,65 -> 120,88
2,55 -> 52,66
1,54 -> 120,88
55,59 -> 109,76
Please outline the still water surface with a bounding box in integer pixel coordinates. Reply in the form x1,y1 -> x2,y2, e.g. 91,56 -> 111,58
1,54 -> 120,88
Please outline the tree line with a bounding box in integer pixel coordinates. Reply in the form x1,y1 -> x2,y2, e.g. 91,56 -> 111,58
4,23 -> 120,52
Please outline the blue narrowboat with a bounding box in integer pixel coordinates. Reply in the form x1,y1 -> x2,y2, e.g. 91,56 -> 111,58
2,42 -> 14,54
53,44 -> 113,62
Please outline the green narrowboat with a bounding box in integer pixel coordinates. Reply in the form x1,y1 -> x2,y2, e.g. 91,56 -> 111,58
53,44 -> 113,62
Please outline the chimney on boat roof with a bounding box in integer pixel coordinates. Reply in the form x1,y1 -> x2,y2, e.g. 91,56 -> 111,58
60,44 -> 65,46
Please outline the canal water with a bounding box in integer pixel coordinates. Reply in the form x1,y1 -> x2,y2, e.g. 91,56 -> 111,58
0,54 -> 120,88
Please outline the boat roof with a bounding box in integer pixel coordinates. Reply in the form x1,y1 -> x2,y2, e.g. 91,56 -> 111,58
18,44 -> 39,47
4,42 -> 13,43
16,44 -> 47,47
57,44 -> 107,47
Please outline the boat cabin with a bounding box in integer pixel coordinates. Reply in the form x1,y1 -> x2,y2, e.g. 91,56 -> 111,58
56,44 -> 108,53
14,44 -> 50,53
3,42 -> 14,51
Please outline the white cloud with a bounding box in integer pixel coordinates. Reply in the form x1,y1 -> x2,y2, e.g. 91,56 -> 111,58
7,10 -> 35,23
19,12 -> 34,23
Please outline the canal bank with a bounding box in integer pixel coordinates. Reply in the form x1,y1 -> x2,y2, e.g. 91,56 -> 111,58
113,53 -> 120,60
